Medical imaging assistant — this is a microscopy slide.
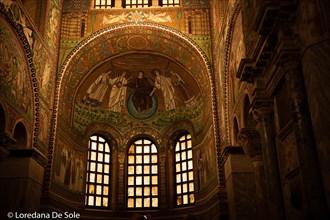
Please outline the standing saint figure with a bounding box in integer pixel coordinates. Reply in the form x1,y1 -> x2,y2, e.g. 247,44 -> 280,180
86,70 -> 111,105
151,69 -> 176,110
134,71 -> 154,112
108,70 -> 128,112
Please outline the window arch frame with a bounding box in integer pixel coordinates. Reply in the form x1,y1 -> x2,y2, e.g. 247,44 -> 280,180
85,134 -> 112,209
126,137 -> 160,209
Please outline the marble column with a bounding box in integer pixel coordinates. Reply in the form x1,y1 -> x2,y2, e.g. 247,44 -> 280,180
280,55 -> 329,219
239,128 -> 268,220
252,103 -> 285,220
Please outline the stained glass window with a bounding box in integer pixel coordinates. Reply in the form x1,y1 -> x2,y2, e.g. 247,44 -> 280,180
127,138 -> 159,208
85,135 -> 111,207
175,133 -> 195,206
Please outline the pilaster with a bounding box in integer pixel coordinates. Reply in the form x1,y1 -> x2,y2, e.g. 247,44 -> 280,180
251,97 -> 285,220
278,54 -> 330,219
238,128 -> 267,220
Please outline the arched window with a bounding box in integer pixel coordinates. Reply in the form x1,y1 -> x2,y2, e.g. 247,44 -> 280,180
127,138 -> 159,208
123,0 -> 151,8
175,133 -> 195,206
159,0 -> 180,7
85,135 -> 111,208
94,0 -> 115,8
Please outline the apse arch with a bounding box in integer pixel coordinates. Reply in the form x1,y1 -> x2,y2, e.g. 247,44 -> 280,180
47,22 -> 221,191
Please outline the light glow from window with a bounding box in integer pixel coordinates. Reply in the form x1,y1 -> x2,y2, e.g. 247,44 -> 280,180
175,134 -> 195,206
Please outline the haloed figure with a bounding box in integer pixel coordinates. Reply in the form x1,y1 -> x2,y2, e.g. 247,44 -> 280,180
108,71 -> 128,112
152,69 -> 176,110
129,71 -> 154,113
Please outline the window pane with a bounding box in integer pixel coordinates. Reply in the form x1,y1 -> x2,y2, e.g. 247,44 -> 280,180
182,172 -> 187,182
144,155 -> 150,163
151,145 -> 157,153
97,153 -> 103,162
96,196 -> 101,206
128,176 -> 134,185
152,155 -> 157,163
91,152 -> 97,161
188,160 -> 193,170
104,154 -> 110,163
188,171 -> 193,181
136,165 -> 142,174
152,198 -> 158,207
151,165 -> 157,174
144,198 -> 150,207
97,163 -> 103,172
98,143 -> 103,151
183,194 -> 188,204
96,185 -> 102,195
97,174 -> 102,183
104,175 -> 109,184
144,176 -> 150,184
144,186 -> 150,196
89,185 -> 95,194
91,142 -> 97,150
103,186 -> 109,195
152,186 -> 158,195
103,198 -> 108,207
104,164 -> 110,173
152,176 -> 158,184
136,155 -> 142,164
177,196 -> 182,205
128,187 -> 134,196
128,198 -> 134,208
183,183 -> 188,193
136,198 -> 142,208
187,150 -> 192,159
88,196 -> 94,206
144,166 -> 150,174
136,187 -> 142,196
176,153 -> 180,162
136,176 -> 142,185
177,185 -> 181,194
136,146 -> 142,153
128,165 -> 134,174
90,173 -> 95,183
128,155 -> 135,164
189,182 -> 194,192
176,174 -> 181,183
90,162 -> 96,171
105,143 -> 110,153
190,194 -> 195,203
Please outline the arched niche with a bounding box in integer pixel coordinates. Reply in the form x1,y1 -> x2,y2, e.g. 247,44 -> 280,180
13,122 -> 27,149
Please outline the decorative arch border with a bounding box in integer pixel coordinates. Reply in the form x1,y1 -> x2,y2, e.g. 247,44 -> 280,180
0,2 -> 39,151
223,1 -> 241,146
84,122 -> 121,151
163,119 -> 195,150
45,22 -> 220,191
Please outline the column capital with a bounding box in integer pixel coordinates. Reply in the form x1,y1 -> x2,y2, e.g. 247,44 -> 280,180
251,98 -> 274,119
238,128 -> 262,159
